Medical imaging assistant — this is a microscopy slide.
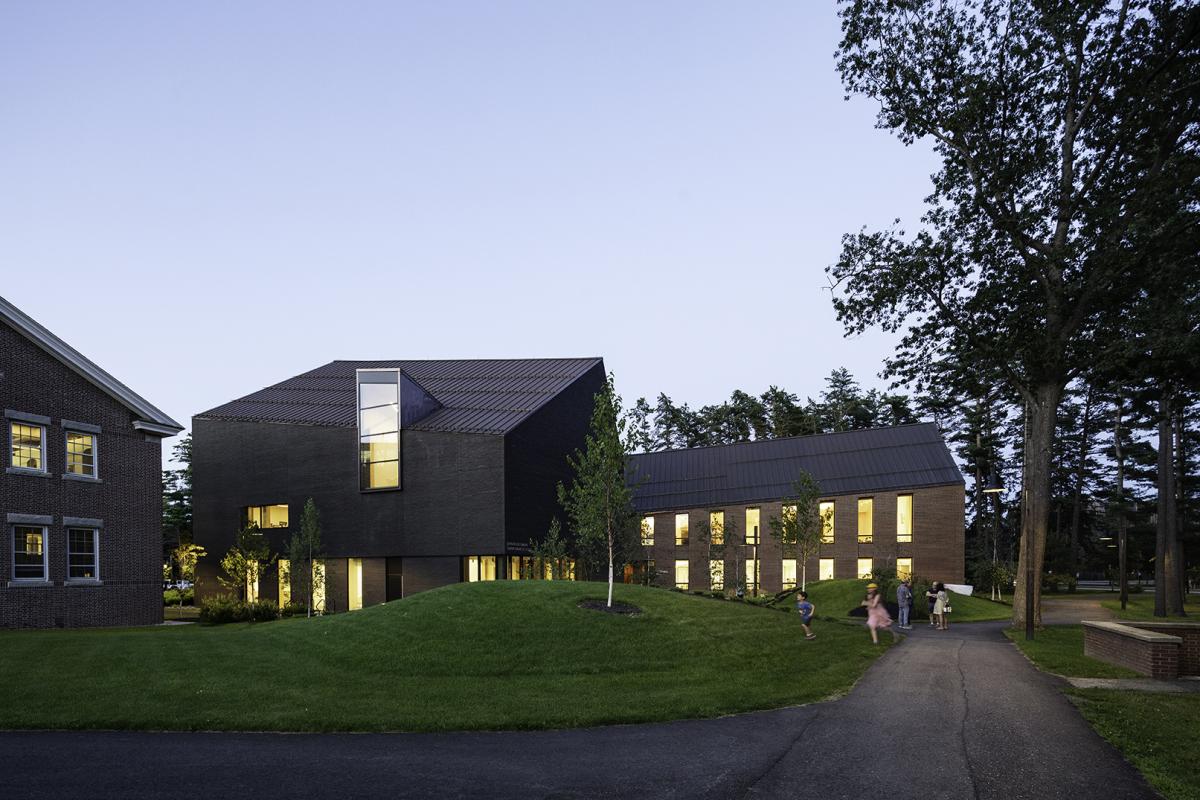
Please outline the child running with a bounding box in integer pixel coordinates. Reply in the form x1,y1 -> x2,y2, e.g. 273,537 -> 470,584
796,590 -> 816,640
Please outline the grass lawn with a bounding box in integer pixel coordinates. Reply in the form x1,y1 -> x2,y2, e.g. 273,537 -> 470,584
1003,625 -> 1139,678
1100,594 -> 1199,620
0,581 -> 889,733
163,604 -> 200,622
1068,690 -> 1200,800
802,579 -> 1011,622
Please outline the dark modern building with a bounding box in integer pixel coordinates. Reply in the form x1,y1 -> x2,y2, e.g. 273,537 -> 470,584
192,358 -> 605,610
0,295 -> 184,628
626,423 -> 965,593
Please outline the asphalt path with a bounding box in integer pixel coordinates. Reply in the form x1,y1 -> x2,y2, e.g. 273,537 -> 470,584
0,623 -> 1155,799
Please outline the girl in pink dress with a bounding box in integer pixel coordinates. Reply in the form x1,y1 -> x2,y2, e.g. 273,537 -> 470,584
864,583 -> 898,645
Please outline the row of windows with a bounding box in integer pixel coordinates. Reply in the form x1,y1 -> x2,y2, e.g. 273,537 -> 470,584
9,420 -> 99,478
640,495 -> 915,547
9,525 -> 100,582
668,556 -> 914,590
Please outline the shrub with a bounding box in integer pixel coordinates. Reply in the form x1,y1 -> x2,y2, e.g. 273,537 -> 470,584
163,588 -> 194,606
199,595 -> 250,624
279,601 -> 307,617
248,599 -> 279,622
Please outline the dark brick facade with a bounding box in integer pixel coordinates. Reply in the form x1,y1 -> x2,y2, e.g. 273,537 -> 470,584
0,318 -> 169,628
636,483 -> 965,594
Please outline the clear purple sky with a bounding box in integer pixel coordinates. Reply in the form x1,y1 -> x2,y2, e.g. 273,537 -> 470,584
1,2 -> 937,462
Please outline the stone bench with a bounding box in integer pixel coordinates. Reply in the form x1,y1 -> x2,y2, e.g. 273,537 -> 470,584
1082,620 -> 1200,679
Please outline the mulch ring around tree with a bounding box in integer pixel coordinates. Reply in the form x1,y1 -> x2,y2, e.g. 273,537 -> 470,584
578,598 -> 642,616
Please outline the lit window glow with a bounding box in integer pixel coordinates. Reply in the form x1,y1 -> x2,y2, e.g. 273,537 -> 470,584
897,558 -> 913,581
245,504 -> 289,528
675,559 -> 689,590
897,495 -> 913,542
641,516 -> 654,546
10,422 -> 44,471
857,499 -> 873,543
782,559 -> 797,590
819,558 -> 835,581
278,559 -> 291,606
709,511 -> 724,545
12,525 -> 47,581
66,432 -> 96,477
358,369 -> 401,490
709,559 -> 724,591
820,501 -> 835,544
348,558 -> 363,611
675,514 -> 689,546
857,558 -> 873,579
745,508 -> 760,545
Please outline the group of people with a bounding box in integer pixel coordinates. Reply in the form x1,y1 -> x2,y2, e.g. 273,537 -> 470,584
796,579 -> 954,645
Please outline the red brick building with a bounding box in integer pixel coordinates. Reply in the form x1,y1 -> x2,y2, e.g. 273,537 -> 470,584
0,296 -> 182,628
627,424 -> 965,593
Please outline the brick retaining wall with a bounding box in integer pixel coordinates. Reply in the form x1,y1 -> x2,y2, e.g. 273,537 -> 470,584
1082,620 -> 1200,680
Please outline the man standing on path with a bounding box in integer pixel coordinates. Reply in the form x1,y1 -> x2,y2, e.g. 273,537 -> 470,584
896,580 -> 912,629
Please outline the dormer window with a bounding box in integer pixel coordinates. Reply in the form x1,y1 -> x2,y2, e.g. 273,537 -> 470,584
358,369 -> 401,490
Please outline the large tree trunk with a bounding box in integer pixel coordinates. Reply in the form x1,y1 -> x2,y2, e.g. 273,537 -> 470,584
1156,392 -> 1183,617
1013,383 -> 1062,630
1114,400 -> 1128,611
1069,388 -> 1093,577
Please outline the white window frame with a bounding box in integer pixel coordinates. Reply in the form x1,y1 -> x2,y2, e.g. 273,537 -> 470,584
66,527 -> 100,582
64,429 -> 100,480
12,525 -> 49,582
9,420 -> 47,474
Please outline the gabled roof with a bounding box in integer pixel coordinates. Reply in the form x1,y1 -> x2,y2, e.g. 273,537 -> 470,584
627,423 -> 963,513
196,358 -> 604,435
0,294 -> 183,436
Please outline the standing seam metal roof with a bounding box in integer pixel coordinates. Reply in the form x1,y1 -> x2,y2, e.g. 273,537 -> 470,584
195,358 -> 603,435
627,423 -> 963,512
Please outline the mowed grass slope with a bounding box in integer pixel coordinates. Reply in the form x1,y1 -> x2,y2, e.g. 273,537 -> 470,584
0,581 -> 887,733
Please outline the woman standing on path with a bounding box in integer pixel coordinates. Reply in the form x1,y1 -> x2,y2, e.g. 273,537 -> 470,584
933,582 -> 950,630
863,583 -> 897,645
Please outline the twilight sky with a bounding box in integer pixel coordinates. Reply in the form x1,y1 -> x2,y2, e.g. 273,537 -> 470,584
1,2 -> 938,461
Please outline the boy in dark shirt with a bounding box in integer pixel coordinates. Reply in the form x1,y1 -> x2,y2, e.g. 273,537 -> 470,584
796,591 -> 816,640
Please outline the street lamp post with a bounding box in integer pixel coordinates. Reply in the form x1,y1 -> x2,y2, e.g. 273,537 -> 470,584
983,473 -> 1003,601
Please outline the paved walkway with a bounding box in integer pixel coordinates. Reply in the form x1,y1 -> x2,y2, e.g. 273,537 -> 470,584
0,623 -> 1156,799
1040,596 -> 1117,625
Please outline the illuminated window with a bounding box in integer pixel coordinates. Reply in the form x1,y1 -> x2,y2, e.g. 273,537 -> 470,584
782,559 -> 797,590
675,559 -> 689,590
897,495 -> 913,542
10,422 -> 44,472
278,559 -> 291,606
358,369 -> 401,490
709,511 -> 724,545
312,560 -> 326,613
246,561 -> 260,602
12,525 -> 47,581
641,516 -> 655,546
745,559 -> 759,593
467,556 -> 497,582
245,504 -> 289,528
348,558 -> 363,611
897,558 -> 913,581
857,498 -> 873,543
819,558 -> 835,581
857,558 -> 873,579
745,507 -> 761,545
675,514 -> 689,546
66,431 -> 97,477
709,559 -> 724,591
67,528 -> 99,580
820,501 -> 835,544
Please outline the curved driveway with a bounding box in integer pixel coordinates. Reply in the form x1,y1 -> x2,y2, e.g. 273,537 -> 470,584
0,623 -> 1154,799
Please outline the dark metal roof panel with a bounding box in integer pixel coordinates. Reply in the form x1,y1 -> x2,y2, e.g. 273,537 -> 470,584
196,358 -> 603,435
628,423 -> 963,512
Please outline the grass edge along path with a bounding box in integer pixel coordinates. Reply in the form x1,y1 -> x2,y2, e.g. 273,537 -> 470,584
0,581 -> 890,733
1067,690 -> 1200,800
1003,626 -> 1140,679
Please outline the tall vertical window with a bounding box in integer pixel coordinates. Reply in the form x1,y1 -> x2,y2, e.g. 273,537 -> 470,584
745,559 -> 758,593
709,511 -> 724,545
897,495 -> 913,542
641,516 -> 655,546
674,559 -> 689,590
67,528 -> 99,580
278,559 -> 291,607
782,559 -> 798,590
13,526 -> 47,580
358,369 -> 401,490
857,558 -> 873,579
467,556 -> 497,581
857,498 -> 873,543
896,558 -> 913,581
65,431 -> 97,477
246,562 -> 260,602
10,422 -> 44,471
348,558 -> 364,611
819,558 -> 835,581
675,513 -> 689,546
312,560 -> 326,613
745,507 -> 761,545
819,501 -> 835,544
709,559 -> 724,591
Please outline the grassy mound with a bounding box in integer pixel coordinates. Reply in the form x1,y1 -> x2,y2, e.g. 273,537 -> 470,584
0,581 -> 888,732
